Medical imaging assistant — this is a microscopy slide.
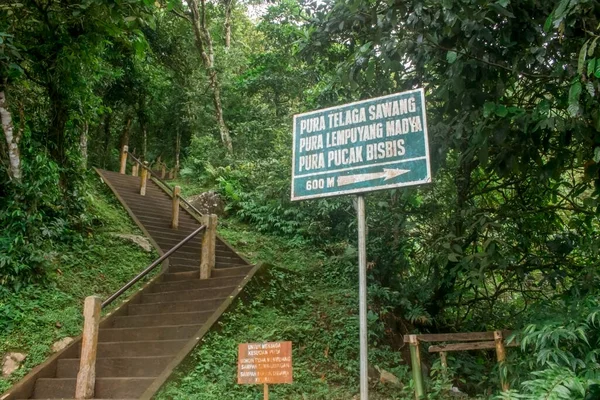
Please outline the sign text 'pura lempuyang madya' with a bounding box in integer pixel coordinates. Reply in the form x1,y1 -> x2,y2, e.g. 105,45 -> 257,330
291,88 -> 431,201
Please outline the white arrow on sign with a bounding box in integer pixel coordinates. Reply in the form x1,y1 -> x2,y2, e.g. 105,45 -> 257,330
337,168 -> 410,187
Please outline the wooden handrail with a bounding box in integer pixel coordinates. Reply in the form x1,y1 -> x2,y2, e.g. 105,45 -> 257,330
124,151 -> 205,219
101,224 -> 206,309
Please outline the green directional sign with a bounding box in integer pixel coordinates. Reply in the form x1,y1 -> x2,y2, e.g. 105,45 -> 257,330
291,88 -> 431,201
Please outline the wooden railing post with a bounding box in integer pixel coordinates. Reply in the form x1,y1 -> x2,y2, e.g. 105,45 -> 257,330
168,168 -> 174,180
161,164 -> 166,179
408,335 -> 426,399
494,330 -> 509,391
140,163 -> 148,196
75,296 -> 101,399
200,214 -> 217,279
132,164 -> 138,177
172,186 -> 181,229
440,351 -> 448,375
119,145 -> 128,174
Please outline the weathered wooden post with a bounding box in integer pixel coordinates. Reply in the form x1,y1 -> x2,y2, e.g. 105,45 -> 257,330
140,164 -> 148,196
161,164 -> 166,179
168,168 -> 174,180
408,335 -> 426,399
440,351 -> 448,375
200,214 -> 217,279
494,330 -> 509,391
119,145 -> 128,174
75,296 -> 102,399
133,164 -> 139,177
172,186 -> 181,229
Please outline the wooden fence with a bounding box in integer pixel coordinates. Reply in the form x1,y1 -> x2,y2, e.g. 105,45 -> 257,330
404,330 -> 518,399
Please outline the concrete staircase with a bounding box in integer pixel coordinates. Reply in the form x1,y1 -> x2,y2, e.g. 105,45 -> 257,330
4,169 -> 258,400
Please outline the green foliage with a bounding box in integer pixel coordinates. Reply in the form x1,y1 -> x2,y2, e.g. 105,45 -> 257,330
0,177 -> 156,392
0,145 -> 84,288
157,220 -> 411,399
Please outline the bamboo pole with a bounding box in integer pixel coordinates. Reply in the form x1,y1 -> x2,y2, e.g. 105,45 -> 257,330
200,214 -> 217,279
494,330 -> 509,391
408,335 -> 426,399
172,186 -> 181,229
75,296 -> 102,399
119,145 -> 128,174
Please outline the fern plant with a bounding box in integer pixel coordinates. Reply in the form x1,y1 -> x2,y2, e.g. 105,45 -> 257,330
498,293 -> 600,398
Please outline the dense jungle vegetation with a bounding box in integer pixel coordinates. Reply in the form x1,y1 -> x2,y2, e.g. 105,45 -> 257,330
1,0 -> 600,397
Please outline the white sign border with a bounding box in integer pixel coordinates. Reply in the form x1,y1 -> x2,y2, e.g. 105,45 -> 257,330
291,88 -> 431,201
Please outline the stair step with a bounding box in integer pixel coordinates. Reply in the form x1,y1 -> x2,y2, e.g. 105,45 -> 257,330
129,298 -> 225,315
56,356 -> 172,378
99,324 -> 201,341
94,340 -> 187,358
112,311 -> 212,328
161,270 -> 200,281
142,285 -> 236,303
136,218 -> 200,231
169,249 -> 241,262
167,264 -> 248,274
169,256 -> 242,268
150,275 -> 245,293
33,377 -> 154,398
212,265 -> 253,277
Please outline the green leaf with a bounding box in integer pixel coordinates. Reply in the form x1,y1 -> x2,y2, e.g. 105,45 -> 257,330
585,81 -> 595,97
578,40 -> 588,75
446,50 -> 457,64
544,13 -> 554,33
495,104 -> 508,117
483,102 -> 496,117
594,147 -> 600,163
595,61 -> 600,78
448,253 -> 459,262
589,37 -> 599,56
568,81 -> 582,112
359,41 -> 372,53
491,3 -> 515,18
588,59 -> 596,77
124,16 -> 137,22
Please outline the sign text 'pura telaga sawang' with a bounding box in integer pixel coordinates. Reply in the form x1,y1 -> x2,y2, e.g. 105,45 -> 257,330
291,88 -> 431,200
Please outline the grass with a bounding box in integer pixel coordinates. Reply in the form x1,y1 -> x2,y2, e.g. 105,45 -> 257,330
0,175 -> 158,393
155,218 -> 413,400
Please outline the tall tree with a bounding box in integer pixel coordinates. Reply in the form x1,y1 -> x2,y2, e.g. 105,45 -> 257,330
178,0 -> 234,153
0,87 -> 21,182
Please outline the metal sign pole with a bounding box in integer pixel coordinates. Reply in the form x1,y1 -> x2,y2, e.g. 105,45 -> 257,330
357,195 -> 368,399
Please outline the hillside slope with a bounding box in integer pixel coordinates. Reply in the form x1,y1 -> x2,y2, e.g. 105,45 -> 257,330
155,219 -> 412,400
0,177 -> 157,393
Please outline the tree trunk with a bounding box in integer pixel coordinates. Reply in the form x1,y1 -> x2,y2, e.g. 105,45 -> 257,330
223,0 -> 233,49
48,85 -> 69,172
80,121 -> 88,169
103,113 -> 112,168
142,125 -> 147,161
119,115 -> 132,151
175,128 -> 181,172
186,0 -> 234,153
0,90 -> 22,183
